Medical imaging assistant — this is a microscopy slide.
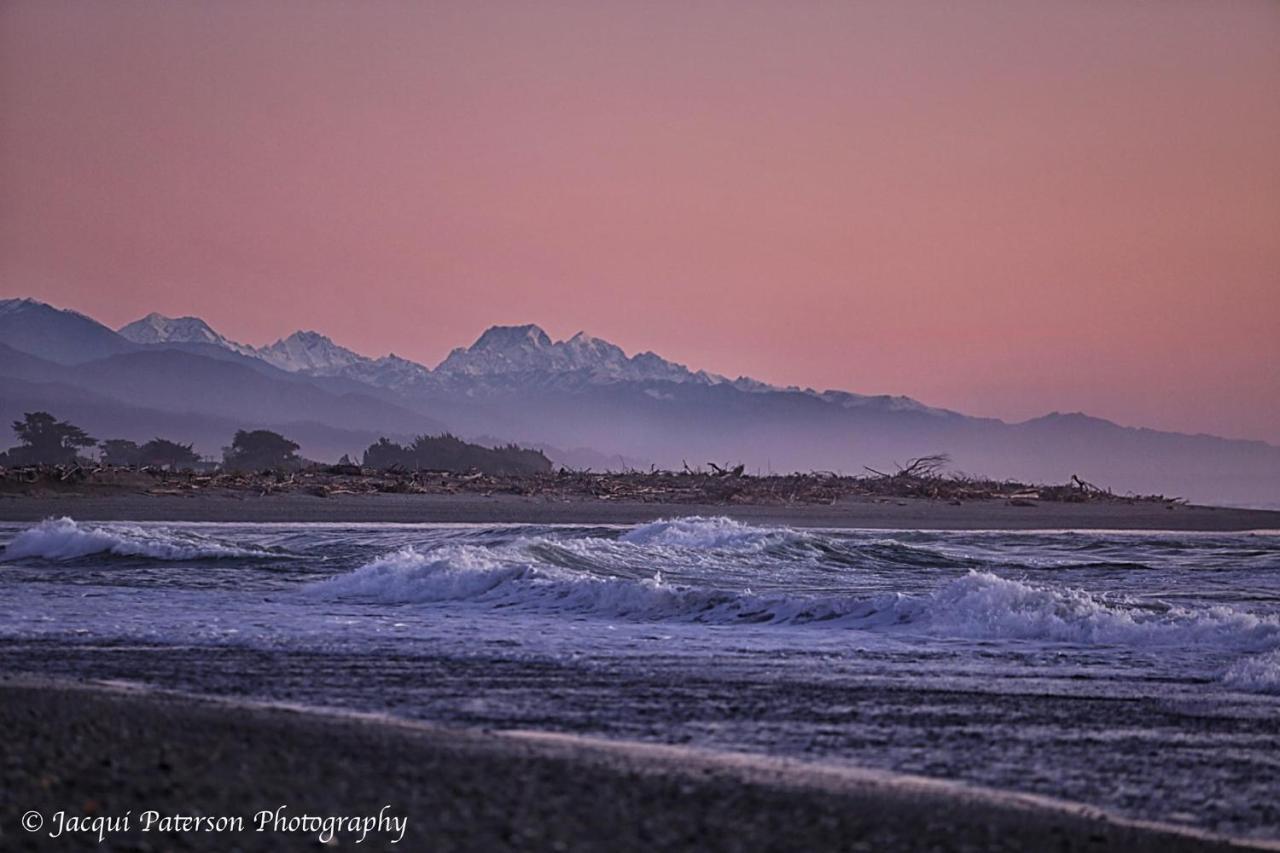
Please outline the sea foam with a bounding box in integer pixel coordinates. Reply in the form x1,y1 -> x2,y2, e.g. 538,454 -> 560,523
1222,650 -> 1280,694
923,570 -> 1280,651
618,516 -> 795,550
308,544 -> 793,621
310,517 -> 1280,657
3,517 -> 269,562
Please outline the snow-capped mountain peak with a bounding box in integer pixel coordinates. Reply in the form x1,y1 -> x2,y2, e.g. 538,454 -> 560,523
121,313 -> 218,345
437,325 -> 561,376
61,300 -> 948,418
256,330 -> 369,373
118,312 -> 258,356
563,331 -> 627,366
0,297 -> 42,318
471,324 -> 554,352
435,324 -> 714,384
117,309 -> 438,386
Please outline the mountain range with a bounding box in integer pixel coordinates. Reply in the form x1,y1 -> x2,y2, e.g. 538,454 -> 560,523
1,296 -> 1277,506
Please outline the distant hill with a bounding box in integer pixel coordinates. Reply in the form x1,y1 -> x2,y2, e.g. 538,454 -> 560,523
0,298 -> 138,364
0,297 -> 1276,505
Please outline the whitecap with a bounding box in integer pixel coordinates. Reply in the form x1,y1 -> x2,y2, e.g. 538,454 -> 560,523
1222,650 -> 1280,694
3,517 -> 271,562
310,544 -> 1280,659
618,516 -> 795,550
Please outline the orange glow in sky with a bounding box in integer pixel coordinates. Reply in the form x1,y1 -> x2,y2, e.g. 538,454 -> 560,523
2,1 -> 1277,441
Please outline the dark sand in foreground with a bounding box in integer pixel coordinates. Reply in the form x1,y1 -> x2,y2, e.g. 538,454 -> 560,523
1,492 -> 1277,530
0,680 -> 1269,852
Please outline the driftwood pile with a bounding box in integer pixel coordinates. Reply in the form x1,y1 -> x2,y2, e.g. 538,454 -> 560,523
0,458 -> 1181,505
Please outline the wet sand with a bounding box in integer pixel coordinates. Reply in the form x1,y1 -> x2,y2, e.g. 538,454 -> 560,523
1,491 -> 1277,530
0,679 -> 1269,852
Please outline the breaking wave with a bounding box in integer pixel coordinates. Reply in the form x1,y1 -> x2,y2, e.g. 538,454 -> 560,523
618,516 -> 797,550
1222,650 -> 1280,694
609,518 -> 977,569
3,517 -> 274,562
308,544 -> 856,623
310,518 -> 1280,658
923,571 -> 1280,650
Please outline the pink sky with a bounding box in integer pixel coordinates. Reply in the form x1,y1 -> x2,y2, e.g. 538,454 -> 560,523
2,1 -> 1277,442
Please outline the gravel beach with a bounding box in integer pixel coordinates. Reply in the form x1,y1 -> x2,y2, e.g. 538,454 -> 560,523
1,492 -> 1276,530
1,679 -> 1270,852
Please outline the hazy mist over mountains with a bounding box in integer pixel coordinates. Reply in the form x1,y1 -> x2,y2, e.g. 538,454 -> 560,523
2,297 -> 1277,506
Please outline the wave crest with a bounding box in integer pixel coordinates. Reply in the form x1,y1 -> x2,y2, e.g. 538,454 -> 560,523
1222,651 -> 1280,694
3,517 -> 272,562
311,544 -> 760,619
926,571 -> 1280,650
308,542 -> 881,623
618,517 -> 795,550
312,536 -> 1280,656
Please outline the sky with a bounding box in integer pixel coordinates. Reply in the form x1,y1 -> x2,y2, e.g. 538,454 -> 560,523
2,1 -> 1277,443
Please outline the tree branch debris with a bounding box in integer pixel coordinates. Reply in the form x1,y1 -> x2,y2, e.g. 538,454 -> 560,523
0,458 -> 1185,506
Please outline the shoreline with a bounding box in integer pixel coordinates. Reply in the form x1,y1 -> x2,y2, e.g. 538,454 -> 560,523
1,676 -> 1272,852
2,492 -> 1278,530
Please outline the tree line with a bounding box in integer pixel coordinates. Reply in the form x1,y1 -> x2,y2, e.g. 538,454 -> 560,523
0,411 -> 550,476
362,434 -> 550,475
0,411 -> 300,471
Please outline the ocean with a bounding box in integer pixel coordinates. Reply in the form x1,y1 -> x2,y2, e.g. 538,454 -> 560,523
2,516 -> 1278,839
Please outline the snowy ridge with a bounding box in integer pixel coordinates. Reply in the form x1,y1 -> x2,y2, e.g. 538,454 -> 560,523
107,303 -> 946,412
256,330 -> 371,373
434,324 -> 726,386
116,312 -> 434,388
118,312 -> 259,356
0,297 -> 43,318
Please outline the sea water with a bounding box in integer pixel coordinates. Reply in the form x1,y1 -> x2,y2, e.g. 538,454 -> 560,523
2,517 -> 1278,838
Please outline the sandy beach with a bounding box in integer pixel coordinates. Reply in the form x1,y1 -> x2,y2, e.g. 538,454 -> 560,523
1,678 -> 1270,852
1,491 -> 1277,530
